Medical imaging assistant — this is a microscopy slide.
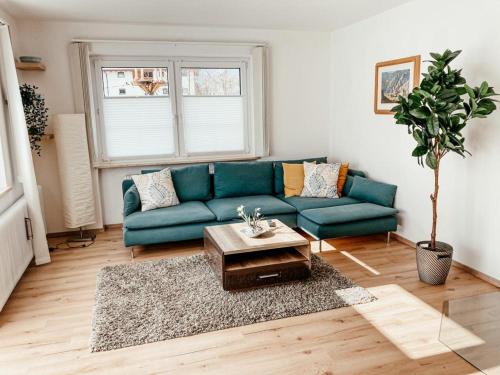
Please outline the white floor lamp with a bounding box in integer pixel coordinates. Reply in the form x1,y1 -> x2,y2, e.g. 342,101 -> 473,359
53,114 -> 96,246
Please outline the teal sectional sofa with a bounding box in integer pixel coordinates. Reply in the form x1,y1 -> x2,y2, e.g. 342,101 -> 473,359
121,158 -> 398,250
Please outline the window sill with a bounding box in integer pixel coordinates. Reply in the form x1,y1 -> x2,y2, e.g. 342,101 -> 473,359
93,154 -> 260,169
0,186 -> 13,199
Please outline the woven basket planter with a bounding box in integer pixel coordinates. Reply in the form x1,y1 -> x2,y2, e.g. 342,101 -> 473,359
416,241 -> 453,285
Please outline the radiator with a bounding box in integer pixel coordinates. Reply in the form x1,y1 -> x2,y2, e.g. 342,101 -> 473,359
0,197 -> 33,311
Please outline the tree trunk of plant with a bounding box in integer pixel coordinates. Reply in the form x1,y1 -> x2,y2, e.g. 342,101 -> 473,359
430,159 -> 440,250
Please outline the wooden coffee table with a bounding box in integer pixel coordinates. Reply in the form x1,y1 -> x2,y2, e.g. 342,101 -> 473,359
204,219 -> 311,290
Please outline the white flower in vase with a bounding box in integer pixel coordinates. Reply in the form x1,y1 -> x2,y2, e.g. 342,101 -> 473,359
236,205 -> 265,236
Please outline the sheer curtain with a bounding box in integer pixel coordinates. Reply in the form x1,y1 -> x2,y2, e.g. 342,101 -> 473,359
0,24 -> 50,265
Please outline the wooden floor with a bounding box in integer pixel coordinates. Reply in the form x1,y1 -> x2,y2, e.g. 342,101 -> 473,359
0,229 -> 498,375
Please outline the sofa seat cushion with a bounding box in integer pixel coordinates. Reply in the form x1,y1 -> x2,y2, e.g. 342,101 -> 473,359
300,203 -> 397,225
124,201 -> 216,230
206,195 -> 296,221
278,195 -> 361,212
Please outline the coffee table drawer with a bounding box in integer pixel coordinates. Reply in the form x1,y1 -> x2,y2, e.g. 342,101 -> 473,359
224,261 -> 310,290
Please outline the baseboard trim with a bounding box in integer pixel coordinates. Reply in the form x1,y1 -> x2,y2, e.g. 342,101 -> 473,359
392,233 -> 500,288
104,223 -> 123,230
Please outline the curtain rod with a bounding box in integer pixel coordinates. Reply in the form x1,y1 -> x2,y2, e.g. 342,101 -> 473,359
71,38 -> 267,47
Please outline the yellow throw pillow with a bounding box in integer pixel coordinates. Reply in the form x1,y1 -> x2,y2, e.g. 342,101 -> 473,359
283,162 -> 311,198
337,162 -> 349,196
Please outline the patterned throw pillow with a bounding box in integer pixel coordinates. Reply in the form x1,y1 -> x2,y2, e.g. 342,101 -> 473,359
132,168 -> 179,212
301,162 -> 341,198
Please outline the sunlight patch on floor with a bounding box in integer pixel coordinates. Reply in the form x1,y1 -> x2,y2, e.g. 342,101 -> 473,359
339,250 -> 381,275
353,284 -> 484,360
311,240 -> 336,253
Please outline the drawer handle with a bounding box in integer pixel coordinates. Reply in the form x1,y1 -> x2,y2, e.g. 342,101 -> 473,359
258,272 -> 280,279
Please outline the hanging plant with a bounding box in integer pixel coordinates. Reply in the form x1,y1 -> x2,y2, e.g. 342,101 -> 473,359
19,84 -> 49,155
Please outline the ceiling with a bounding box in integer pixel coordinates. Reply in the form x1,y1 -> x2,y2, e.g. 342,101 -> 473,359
1,0 -> 415,31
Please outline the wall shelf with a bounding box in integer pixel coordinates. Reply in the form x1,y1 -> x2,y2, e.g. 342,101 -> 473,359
15,62 -> 46,71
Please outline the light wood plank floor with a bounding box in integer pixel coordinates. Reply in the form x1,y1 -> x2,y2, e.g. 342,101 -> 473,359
0,229 -> 498,375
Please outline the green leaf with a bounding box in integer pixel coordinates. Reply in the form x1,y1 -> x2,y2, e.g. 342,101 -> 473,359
425,152 -> 438,169
478,98 -> 497,113
465,84 -> 476,99
480,81 -> 489,96
437,89 -> 458,102
426,116 -> 439,136
412,145 -> 428,157
410,107 -> 431,119
430,52 -> 442,60
413,88 -> 432,99
413,129 -> 425,145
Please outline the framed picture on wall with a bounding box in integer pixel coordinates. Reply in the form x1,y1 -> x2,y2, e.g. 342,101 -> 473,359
374,55 -> 421,114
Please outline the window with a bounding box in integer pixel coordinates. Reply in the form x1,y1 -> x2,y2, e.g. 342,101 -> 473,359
0,136 -> 7,193
180,66 -> 245,154
92,57 -> 254,164
98,65 -> 175,159
0,83 -> 11,194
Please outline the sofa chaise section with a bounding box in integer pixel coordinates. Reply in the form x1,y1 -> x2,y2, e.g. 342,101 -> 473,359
298,203 -> 398,240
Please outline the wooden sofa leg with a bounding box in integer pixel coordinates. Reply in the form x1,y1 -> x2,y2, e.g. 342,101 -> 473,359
129,247 -> 135,259
386,232 -> 391,245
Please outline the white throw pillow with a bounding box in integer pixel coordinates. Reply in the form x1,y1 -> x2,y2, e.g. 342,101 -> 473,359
301,162 -> 341,198
132,168 -> 180,212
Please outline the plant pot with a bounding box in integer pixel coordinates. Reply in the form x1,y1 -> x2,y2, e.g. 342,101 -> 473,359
416,241 -> 453,285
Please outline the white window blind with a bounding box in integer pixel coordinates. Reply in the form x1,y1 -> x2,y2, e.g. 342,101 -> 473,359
102,97 -> 175,158
180,66 -> 245,154
182,96 -> 245,153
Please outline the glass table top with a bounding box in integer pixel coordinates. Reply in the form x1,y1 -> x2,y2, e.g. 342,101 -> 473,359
439,292 -> 500,374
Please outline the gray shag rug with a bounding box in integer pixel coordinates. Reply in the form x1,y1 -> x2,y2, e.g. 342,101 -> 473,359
90,254 -> 375,352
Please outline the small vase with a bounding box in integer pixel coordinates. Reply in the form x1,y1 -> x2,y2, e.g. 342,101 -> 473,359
416,241 -> 453,285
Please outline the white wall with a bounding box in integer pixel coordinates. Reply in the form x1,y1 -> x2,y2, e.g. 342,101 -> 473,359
330,0 -> 500,280
15,20 -> 331,232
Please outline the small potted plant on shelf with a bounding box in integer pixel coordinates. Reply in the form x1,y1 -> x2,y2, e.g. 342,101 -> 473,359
237,205 -> 266,238
20,84 -> 49,156
392,49 -> 497,285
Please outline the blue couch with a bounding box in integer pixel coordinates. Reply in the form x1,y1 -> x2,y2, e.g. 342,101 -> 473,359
121,158 -> 398,249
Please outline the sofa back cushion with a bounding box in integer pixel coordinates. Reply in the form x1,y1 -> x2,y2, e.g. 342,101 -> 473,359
123,185 -> 141,216
141,164 -> 211,202
213,161 -> 273,198
347,175 -> 397,207
273,157 -> 327,195
342,169 -> 366,196
122,178 -> 135,196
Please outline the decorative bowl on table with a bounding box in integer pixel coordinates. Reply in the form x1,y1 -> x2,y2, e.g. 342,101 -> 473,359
240,226 -> 268,238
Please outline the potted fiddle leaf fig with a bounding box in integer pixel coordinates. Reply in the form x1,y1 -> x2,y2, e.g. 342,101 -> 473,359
392,49 -> 497,285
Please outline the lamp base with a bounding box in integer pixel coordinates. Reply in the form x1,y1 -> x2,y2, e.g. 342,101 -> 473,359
66,227 -> 96,248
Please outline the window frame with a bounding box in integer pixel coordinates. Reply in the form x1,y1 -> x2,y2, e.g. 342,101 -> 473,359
0,72 -> 23,214
0,85 -> 13,195
92,57 -> 179,162
174,59 -> 250,158
91,55 -> 252,166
